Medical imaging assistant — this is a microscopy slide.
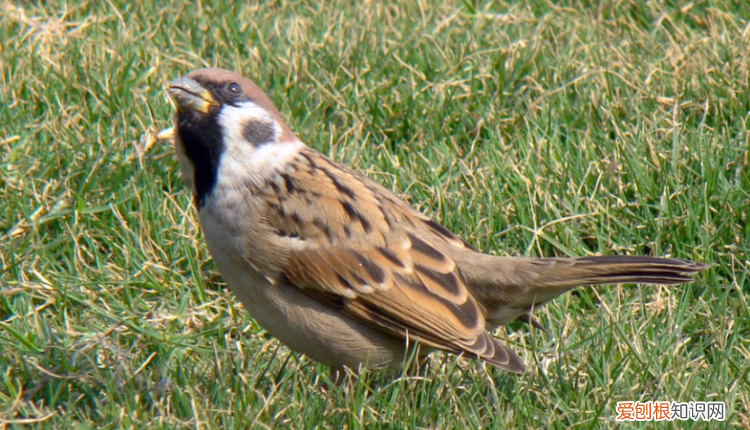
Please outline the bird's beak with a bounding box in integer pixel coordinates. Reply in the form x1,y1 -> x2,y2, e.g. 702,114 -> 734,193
167,76 -> 215,114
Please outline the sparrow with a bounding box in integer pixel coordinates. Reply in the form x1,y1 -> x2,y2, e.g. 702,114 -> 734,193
164,68 -> 707,377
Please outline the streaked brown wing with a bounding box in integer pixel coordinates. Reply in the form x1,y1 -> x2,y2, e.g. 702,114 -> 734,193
282,230 -> 523,371
262,148 -> 523,371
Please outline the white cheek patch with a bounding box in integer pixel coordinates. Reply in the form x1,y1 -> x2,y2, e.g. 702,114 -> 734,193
217,102 -> 272,144
243,138 -> 303,171
218,139 -> 304,187
214,101 -> 303,191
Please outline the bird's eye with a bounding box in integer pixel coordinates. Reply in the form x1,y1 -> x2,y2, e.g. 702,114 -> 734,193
226,82 -> 241,94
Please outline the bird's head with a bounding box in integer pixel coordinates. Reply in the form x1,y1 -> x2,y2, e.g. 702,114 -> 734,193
166,68 -> 300,207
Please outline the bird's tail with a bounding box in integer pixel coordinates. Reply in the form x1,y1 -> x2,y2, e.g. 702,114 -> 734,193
467,255 -> 707,328
525,255 -> 707,288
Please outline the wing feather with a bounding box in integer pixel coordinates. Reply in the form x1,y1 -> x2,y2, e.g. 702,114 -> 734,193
265,148 -> 524,371
283,231 -> 521,369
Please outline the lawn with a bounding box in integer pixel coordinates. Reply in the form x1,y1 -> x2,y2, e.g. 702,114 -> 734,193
1,1 -> 748,428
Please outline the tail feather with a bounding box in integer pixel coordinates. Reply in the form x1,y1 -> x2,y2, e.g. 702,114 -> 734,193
468,254 -> 708,328
534,256 -> 707,288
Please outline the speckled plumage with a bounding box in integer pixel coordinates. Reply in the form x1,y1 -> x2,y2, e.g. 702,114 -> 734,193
165,68 -> 707,376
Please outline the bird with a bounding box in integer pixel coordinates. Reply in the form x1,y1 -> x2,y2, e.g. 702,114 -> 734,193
163,68 -> 707,378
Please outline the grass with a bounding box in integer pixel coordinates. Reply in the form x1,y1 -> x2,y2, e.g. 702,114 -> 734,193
0,0 -> 748,428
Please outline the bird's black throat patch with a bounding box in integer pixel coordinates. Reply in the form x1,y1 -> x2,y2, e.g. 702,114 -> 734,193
176,109 -> 225,208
